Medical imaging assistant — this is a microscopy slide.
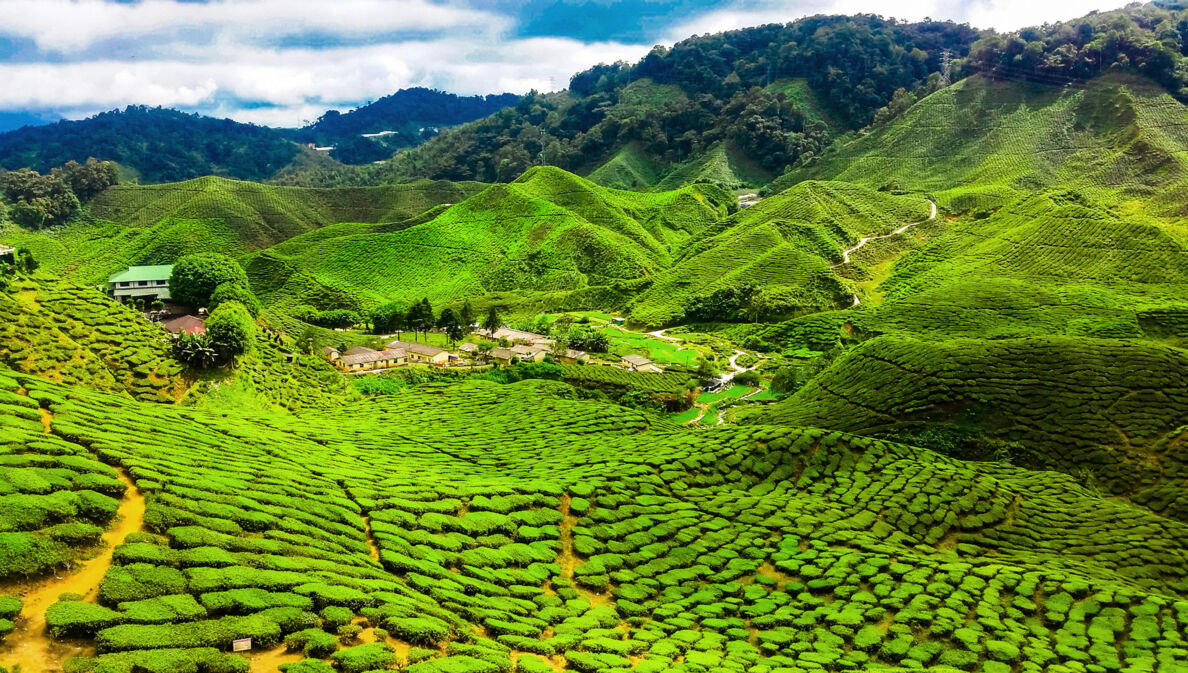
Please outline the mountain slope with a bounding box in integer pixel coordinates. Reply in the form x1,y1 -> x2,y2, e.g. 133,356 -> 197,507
628,181 -> 932,324
249,166 -> 732,309
0,106 -> 300,183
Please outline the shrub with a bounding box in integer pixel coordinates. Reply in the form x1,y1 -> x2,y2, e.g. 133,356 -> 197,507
209,282 -> 261,318
46,599 -> 124,637
330,642 -> 396,673
205,301 -> 256,361
169,253 -> 249,309
385,616 -> 451,646
285,627 -> 339,657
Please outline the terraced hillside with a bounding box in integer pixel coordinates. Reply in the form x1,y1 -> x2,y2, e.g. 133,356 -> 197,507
0,369 -> 1185,673
0,178 -> 485,286
627,181 -> 932,324
771,72 -> 1188,214
249,167 -> 732,310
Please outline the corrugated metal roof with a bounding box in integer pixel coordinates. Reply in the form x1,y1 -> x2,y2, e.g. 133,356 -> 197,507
108,265 -> 173,284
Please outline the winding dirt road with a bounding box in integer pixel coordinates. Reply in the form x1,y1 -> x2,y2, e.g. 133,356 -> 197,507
834,200 -> 937,306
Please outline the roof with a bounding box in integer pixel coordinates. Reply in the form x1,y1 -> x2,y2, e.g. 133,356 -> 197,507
459,343 -> 478,352
0,245 -> 14,256
343,346 -> 374,357
340,348 -> 406,366
622,354 -> 653,367
490,347 -> 516,360
386,340 -> 448,357
564,349 -> 587,360
510,344 -> 539,355
321,346 -> 339,355
162,315 -> 205,334
108,265 -> 174,284
493,327 -> 550,343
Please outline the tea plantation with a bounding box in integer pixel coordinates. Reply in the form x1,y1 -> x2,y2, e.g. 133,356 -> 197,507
0,364 -> 1185,673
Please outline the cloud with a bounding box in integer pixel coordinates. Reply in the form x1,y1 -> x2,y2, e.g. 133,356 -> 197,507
665,0 -> 1129,40
1,0 -> 506,52
0,37 -> 649,126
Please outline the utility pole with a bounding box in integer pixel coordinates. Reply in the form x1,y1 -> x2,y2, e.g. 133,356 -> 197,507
940,49 -> 953,87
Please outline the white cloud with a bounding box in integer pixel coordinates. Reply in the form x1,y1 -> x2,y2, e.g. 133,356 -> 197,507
665,0 -> 1130,41
0,38 -> 649,126
0,0 -> 506,52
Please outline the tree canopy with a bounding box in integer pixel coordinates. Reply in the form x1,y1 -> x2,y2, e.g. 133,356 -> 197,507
169,253 -> 250,309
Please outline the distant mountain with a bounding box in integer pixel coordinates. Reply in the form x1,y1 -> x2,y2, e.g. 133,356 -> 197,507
289,88 -> 518,165
0,110 -> 62,133
0,106 -> 299,183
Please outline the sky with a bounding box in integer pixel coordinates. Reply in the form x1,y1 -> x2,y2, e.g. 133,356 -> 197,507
0,0 -> 1128,130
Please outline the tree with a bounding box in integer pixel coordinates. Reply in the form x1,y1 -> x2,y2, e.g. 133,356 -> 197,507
483,306 -> 502,337
1,168 -> 79,227
208,282 -> 261,317
371,301 -> 408,334
460,300 -> 475,335
408,298 -> 434,340
439,308 -> 464,346
477,341 -> 494,364
169,253 -> 250,309
15,248 -> 39,275
206,301 -> 256,362
171,331 -> 220,369
62,158 -> 120,200
10,202 -> 44,229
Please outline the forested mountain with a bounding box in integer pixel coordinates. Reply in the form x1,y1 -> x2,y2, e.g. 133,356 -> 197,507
289,88 -> 518,165
362,15 -> 984,185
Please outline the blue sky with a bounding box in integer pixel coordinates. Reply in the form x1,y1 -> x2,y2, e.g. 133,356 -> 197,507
0,0 -> 1126,129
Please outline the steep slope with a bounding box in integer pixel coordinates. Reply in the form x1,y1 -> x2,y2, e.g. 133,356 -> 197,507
584,143 -> 662,191
652,141 -> 774,191
251,166 -> 731,308
772,72 -> 1188,213
628,181 -> 932,324
1,177 -> 485,285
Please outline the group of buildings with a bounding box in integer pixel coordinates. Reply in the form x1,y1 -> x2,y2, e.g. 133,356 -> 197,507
320,326 -> 661,374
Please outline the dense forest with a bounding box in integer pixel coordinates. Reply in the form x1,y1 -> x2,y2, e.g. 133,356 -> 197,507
367,15 -> 983,184
0,106 -> 298,183
289,88 -> 518,164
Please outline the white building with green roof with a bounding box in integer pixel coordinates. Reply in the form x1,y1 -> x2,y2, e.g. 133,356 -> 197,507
108,265 -> 173,301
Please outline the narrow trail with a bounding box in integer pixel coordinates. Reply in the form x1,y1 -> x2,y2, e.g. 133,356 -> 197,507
556,495 -> 612,607
834,200 -> 937,266
0,468 -> 145,673
361,515 -> 382,562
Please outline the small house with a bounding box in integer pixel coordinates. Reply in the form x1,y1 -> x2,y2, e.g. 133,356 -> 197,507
321,346 -> 340,362
511,344 -> 546,363
0,245 -> 14,265
560,349 -> 588,364
108,265 -> 173,301
492,327 -> 552,345
162,315 -> 206,335
386,340 -> 451,366
622,354 -> 661,373
490,347 -> 516,364
337,347 -> 407,372
458,343 -> 479,355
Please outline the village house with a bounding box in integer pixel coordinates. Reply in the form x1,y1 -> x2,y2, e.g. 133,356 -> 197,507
0,245 -> 14,265
559,348 -> 588,364
108,264 -> 173,301
386,340 -> 452,366
321,346 -> 341,362
621,354 -> 661,373
458,342 -> 479,355
492,327 -> 552,345
510,344 -> 546,363
161,314 -> 206,335
336,347 -> 407,372
489,347 -> 516,364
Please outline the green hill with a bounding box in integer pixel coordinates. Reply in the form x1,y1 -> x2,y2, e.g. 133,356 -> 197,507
771,72 -> 1188,213
653,141 -> 774,191
0,177 -> 485,285
628,180 -> 932,324
584,143 -> 662,191
249,166 -> 731,309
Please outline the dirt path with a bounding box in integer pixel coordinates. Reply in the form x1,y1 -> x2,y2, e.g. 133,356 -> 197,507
835,200 -> 937,266
0,468 -> 145,673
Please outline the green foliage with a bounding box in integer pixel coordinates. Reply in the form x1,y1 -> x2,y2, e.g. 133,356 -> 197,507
208,282 -> 260,318
169,253 -> 249,309
1,167 -> 79,227
204,301 -> 256,362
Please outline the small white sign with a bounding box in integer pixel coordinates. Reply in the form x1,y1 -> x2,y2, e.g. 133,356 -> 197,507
232,638 -> 252,652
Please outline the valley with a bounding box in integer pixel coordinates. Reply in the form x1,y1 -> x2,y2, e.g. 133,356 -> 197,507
1,3 -> 1188,673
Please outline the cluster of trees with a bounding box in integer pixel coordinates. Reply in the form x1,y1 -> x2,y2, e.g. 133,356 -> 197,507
373,15 -> 981,184
0,106 -> 297,183
294,307 -> 361,330
169,253 -> 258,315
370,298 -> 490,346
681,284 -> 789,323
291,88 -> 519,165
964,4 -> 1188,96
0,247 -> 38,290
1,158 -> 119,228
171,301 -> 256,368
